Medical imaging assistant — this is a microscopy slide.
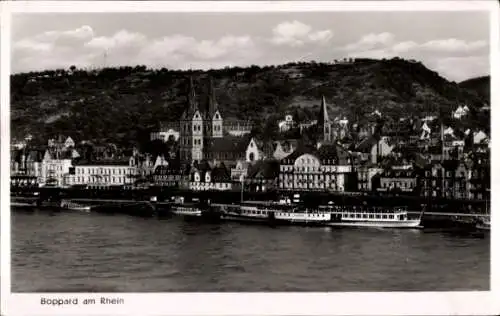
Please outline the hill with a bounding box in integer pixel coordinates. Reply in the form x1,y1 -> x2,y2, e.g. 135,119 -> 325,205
459,75 -> 490,101
10,57 -> 488,148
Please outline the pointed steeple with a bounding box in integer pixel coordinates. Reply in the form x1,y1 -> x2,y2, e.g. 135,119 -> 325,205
318,95 -> 330,125
206,76 -> 218,118
187,76 -> 197,113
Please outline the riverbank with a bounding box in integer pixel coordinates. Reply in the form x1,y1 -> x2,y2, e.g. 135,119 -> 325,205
11,194 -> 489,232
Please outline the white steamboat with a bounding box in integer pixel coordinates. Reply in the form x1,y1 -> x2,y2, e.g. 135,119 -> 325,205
170,196 -> 203,217
219,200 -> 331,226
321,204 -> 423,229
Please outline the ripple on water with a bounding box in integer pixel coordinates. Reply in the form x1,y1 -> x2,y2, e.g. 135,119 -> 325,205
11,210 -> 490,292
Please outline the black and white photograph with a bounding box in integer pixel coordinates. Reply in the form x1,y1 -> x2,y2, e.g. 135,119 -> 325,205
1,1 -> 498,315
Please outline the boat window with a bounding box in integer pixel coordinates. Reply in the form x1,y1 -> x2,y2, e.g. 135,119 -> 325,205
382,215 -> 388,219
389,215 -> 394,219
375,215 -> 381,219
369,214 -> 374,219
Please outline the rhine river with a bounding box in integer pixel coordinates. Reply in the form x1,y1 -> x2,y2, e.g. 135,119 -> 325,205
12,209 -> 489,292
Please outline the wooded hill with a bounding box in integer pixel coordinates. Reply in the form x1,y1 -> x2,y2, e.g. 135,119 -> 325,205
11,57 -> 489,148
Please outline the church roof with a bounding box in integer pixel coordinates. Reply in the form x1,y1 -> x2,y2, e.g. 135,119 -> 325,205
180,76 -> 200,120
205,135 -> 251,154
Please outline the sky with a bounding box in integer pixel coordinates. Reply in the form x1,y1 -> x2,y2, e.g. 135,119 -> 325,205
11,11 -> 490,82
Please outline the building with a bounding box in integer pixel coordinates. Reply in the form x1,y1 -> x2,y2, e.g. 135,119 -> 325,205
150,122 -> 181,142
152,165 -> 181,187
179,77 -> 222,163
204,135 -> 251,166
224,120 -> 254,137
316,96 -> 333,144
377,165 -> 418,194
443,134 -> 465,160
356,163 -> 383,192
278,144 -> 356,192
41,150 -> 73,187
189,161 -> 233,191
452,105 -> 469,119
278,114 -> 296,133
272,139 -> 297,160
231,161 -> 250,182
65,158 -> 138,187
245,137 -> 274,163
467,153 -> 490,200
244,160 -> 280,192
178,76 -> 254,164
354,136 -> 393,164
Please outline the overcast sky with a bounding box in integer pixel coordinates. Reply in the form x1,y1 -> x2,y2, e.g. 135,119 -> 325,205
11,11 -> 490,82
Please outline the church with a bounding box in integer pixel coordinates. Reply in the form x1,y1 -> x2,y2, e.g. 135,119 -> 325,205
179,76 -> 224,163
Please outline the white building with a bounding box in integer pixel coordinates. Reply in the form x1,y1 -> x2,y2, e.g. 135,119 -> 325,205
278,144 -> 354,192
65,158 -> 138,187
473,131 -> 488,144
278,115 -> 295,133
452,105 -> 469,119
150,129 -> 180,142
41,150 -> 73,187
64,136 -> 75,149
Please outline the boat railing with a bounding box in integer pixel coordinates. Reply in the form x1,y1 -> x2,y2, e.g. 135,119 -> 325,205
320,205 -> 408,214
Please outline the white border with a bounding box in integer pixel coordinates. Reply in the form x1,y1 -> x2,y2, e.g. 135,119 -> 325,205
1,1 -> 499,316
0,3 -> 12,316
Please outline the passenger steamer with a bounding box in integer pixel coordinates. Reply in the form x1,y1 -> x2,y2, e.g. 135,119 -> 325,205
320,204 -> 423,229
170,196 -> 203,217
219,200 -> 331,226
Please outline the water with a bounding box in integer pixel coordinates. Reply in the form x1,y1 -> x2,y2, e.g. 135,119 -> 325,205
12,209 -> 490,292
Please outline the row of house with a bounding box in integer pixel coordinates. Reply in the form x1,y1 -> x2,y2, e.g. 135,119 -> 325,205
11,76 -> 490,202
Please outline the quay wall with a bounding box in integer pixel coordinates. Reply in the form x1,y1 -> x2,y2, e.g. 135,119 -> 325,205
11,187 -> 487,213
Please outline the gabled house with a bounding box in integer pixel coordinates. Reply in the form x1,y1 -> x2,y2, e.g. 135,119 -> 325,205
354,136 -> 393,164
189,161 -> 233,191
272,139 -> 298,160
244,160 -> 280,193
246,137 -> 274,163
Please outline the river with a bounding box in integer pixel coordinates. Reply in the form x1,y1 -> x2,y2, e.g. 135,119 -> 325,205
11,209 -> 489,292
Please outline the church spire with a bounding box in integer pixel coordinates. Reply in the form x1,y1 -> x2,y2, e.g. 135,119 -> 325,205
187,76 -> 197,113
318,95 -> 330,125
206,76 -> 218,118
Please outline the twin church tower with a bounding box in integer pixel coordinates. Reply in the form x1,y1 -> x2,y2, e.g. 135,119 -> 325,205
178,76 -> 334,164
179,77 -> 224,163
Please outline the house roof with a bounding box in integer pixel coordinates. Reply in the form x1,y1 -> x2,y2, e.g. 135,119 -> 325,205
355,136 -> 377,153
282,143 -> 351,164
74,159 -> 131,166
205,134 -> 251,154
211,164 -> 231,182
247,160 -> 280,179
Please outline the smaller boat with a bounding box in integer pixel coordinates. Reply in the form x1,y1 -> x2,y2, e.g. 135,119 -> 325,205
220,202 -> 276,224
475,216 -> 490,231
60,200 -> 91,212
170,196 -> 203,217
11,201 -> 37,209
